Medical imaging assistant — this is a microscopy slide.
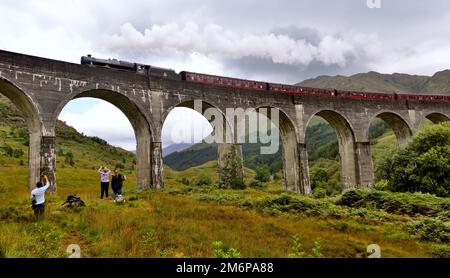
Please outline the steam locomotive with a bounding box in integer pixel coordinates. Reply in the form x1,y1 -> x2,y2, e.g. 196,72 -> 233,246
81,55 -> 450,102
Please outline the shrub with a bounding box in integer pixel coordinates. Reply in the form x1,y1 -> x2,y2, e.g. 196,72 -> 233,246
177,177 -> 190,185
249,179 -> 263,188
218,145 -> 245,189
408,218 -> 450,243
64,151 -> 75,166
194,174 -> 212,186
337,189 -> 450,217
312,187 -> 327,198
376,123 -> 450,197
212,241 -> 241,258
115,163 -> 125,169
246,194 -> 342,218
288,235 -> 323,258
429,245 -> 450,258
255,165 -> 271,183
310,167 -> 340,196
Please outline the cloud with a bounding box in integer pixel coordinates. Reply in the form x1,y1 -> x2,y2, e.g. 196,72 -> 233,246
104,22 -> 377,68
59,99 -> 136,150
162,107 -> 213,148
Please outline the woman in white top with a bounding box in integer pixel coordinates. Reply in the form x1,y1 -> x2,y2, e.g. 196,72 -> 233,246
30,175 -> 50,221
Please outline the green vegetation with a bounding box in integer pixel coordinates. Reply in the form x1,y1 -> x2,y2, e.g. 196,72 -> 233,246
337,189 -> 450,218
218,145 -> 245,189
376,122 -> 450,197
212,241 -> 241,258
254,165 -> 271,183
288,235 -> 323,258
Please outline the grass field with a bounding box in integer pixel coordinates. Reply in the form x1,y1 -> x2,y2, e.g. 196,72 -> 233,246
0,161 -> 448,258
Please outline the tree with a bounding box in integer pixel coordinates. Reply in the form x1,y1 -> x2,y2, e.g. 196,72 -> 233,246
376,122 -> 450,197
218,145 -> 245,189
255,165 -> 271,183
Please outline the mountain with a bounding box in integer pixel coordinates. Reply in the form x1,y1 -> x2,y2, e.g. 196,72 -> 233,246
162,143 -> 193,157
297,70 -> 450,94
164,141 -> 218,170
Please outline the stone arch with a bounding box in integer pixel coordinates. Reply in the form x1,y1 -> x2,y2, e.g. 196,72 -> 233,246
162,99 -> 234,143
254,105 -> 303,193
368,112 -> 413,145
304,110 -> 357,189
55,89 -> 156,189
0,77 -> 44,191
424,112 -> 450,124
162,99 -> 238,176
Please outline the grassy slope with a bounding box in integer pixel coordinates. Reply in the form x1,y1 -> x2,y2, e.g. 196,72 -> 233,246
1,160 -> 446,258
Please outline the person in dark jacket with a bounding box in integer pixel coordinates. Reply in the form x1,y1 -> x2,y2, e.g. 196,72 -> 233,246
111,169 -> 126,199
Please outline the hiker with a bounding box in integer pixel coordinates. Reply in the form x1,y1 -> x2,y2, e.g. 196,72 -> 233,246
111,169 -> 126,199
98,166 -> 111,199
30,175 -> 50,221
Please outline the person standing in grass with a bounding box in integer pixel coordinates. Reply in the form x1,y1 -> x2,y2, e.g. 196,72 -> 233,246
111,169 -> 126,199
30,175 -> 50,221
98,166 -> 111,199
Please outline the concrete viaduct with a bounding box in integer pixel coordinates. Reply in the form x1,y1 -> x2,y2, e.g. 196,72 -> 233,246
0,50 -> 449,194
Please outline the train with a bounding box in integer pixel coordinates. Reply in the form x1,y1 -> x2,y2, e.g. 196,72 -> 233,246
81,55 -> 450,102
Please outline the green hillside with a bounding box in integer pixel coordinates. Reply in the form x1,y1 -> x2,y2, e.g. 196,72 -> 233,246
298,70 -> 450,94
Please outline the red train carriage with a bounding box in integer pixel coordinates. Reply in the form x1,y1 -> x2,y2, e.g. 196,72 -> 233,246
268,84 -> 334,96
335,90 -> 395,100
396,93 -> 450,102
180,71 -> 267,91
268,84 -> 306,94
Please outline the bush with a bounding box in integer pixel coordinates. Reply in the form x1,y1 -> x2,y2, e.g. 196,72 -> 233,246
310,167 -> 341,196
64,151 -> 75,166
255,165 -> 271,183
194,174 -> 212,186
408,218 -> 450,243
429,245 -> 450,258
249,179 -> 263,188
376,123 -> 450,197
115,163 -> 125,169
337,189 -> 450,217
288,235 -> 323,258
312,187 -> 327,198
218,145 -> 245,189
177,177 -> 190,185
212,241 -> 241,258
245,194 -> 342,218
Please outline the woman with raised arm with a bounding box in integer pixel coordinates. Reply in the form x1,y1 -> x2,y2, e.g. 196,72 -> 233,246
98,166 -> 111,199
30,175 -> 50,221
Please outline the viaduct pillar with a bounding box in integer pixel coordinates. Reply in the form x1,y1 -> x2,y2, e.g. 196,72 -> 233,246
151,141 -> 164,189
40,136 -> 57,192
296,143 -> 311,195
355,141 -> 374,187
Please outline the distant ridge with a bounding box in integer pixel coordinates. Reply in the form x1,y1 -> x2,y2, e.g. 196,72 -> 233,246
297,70 -> 450,94
162,143 -> 193,157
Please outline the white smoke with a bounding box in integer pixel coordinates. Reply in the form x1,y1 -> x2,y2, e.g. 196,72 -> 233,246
105,22 -> 379,68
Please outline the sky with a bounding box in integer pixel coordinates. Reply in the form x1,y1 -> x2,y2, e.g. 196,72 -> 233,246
1,0 -> 449,150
